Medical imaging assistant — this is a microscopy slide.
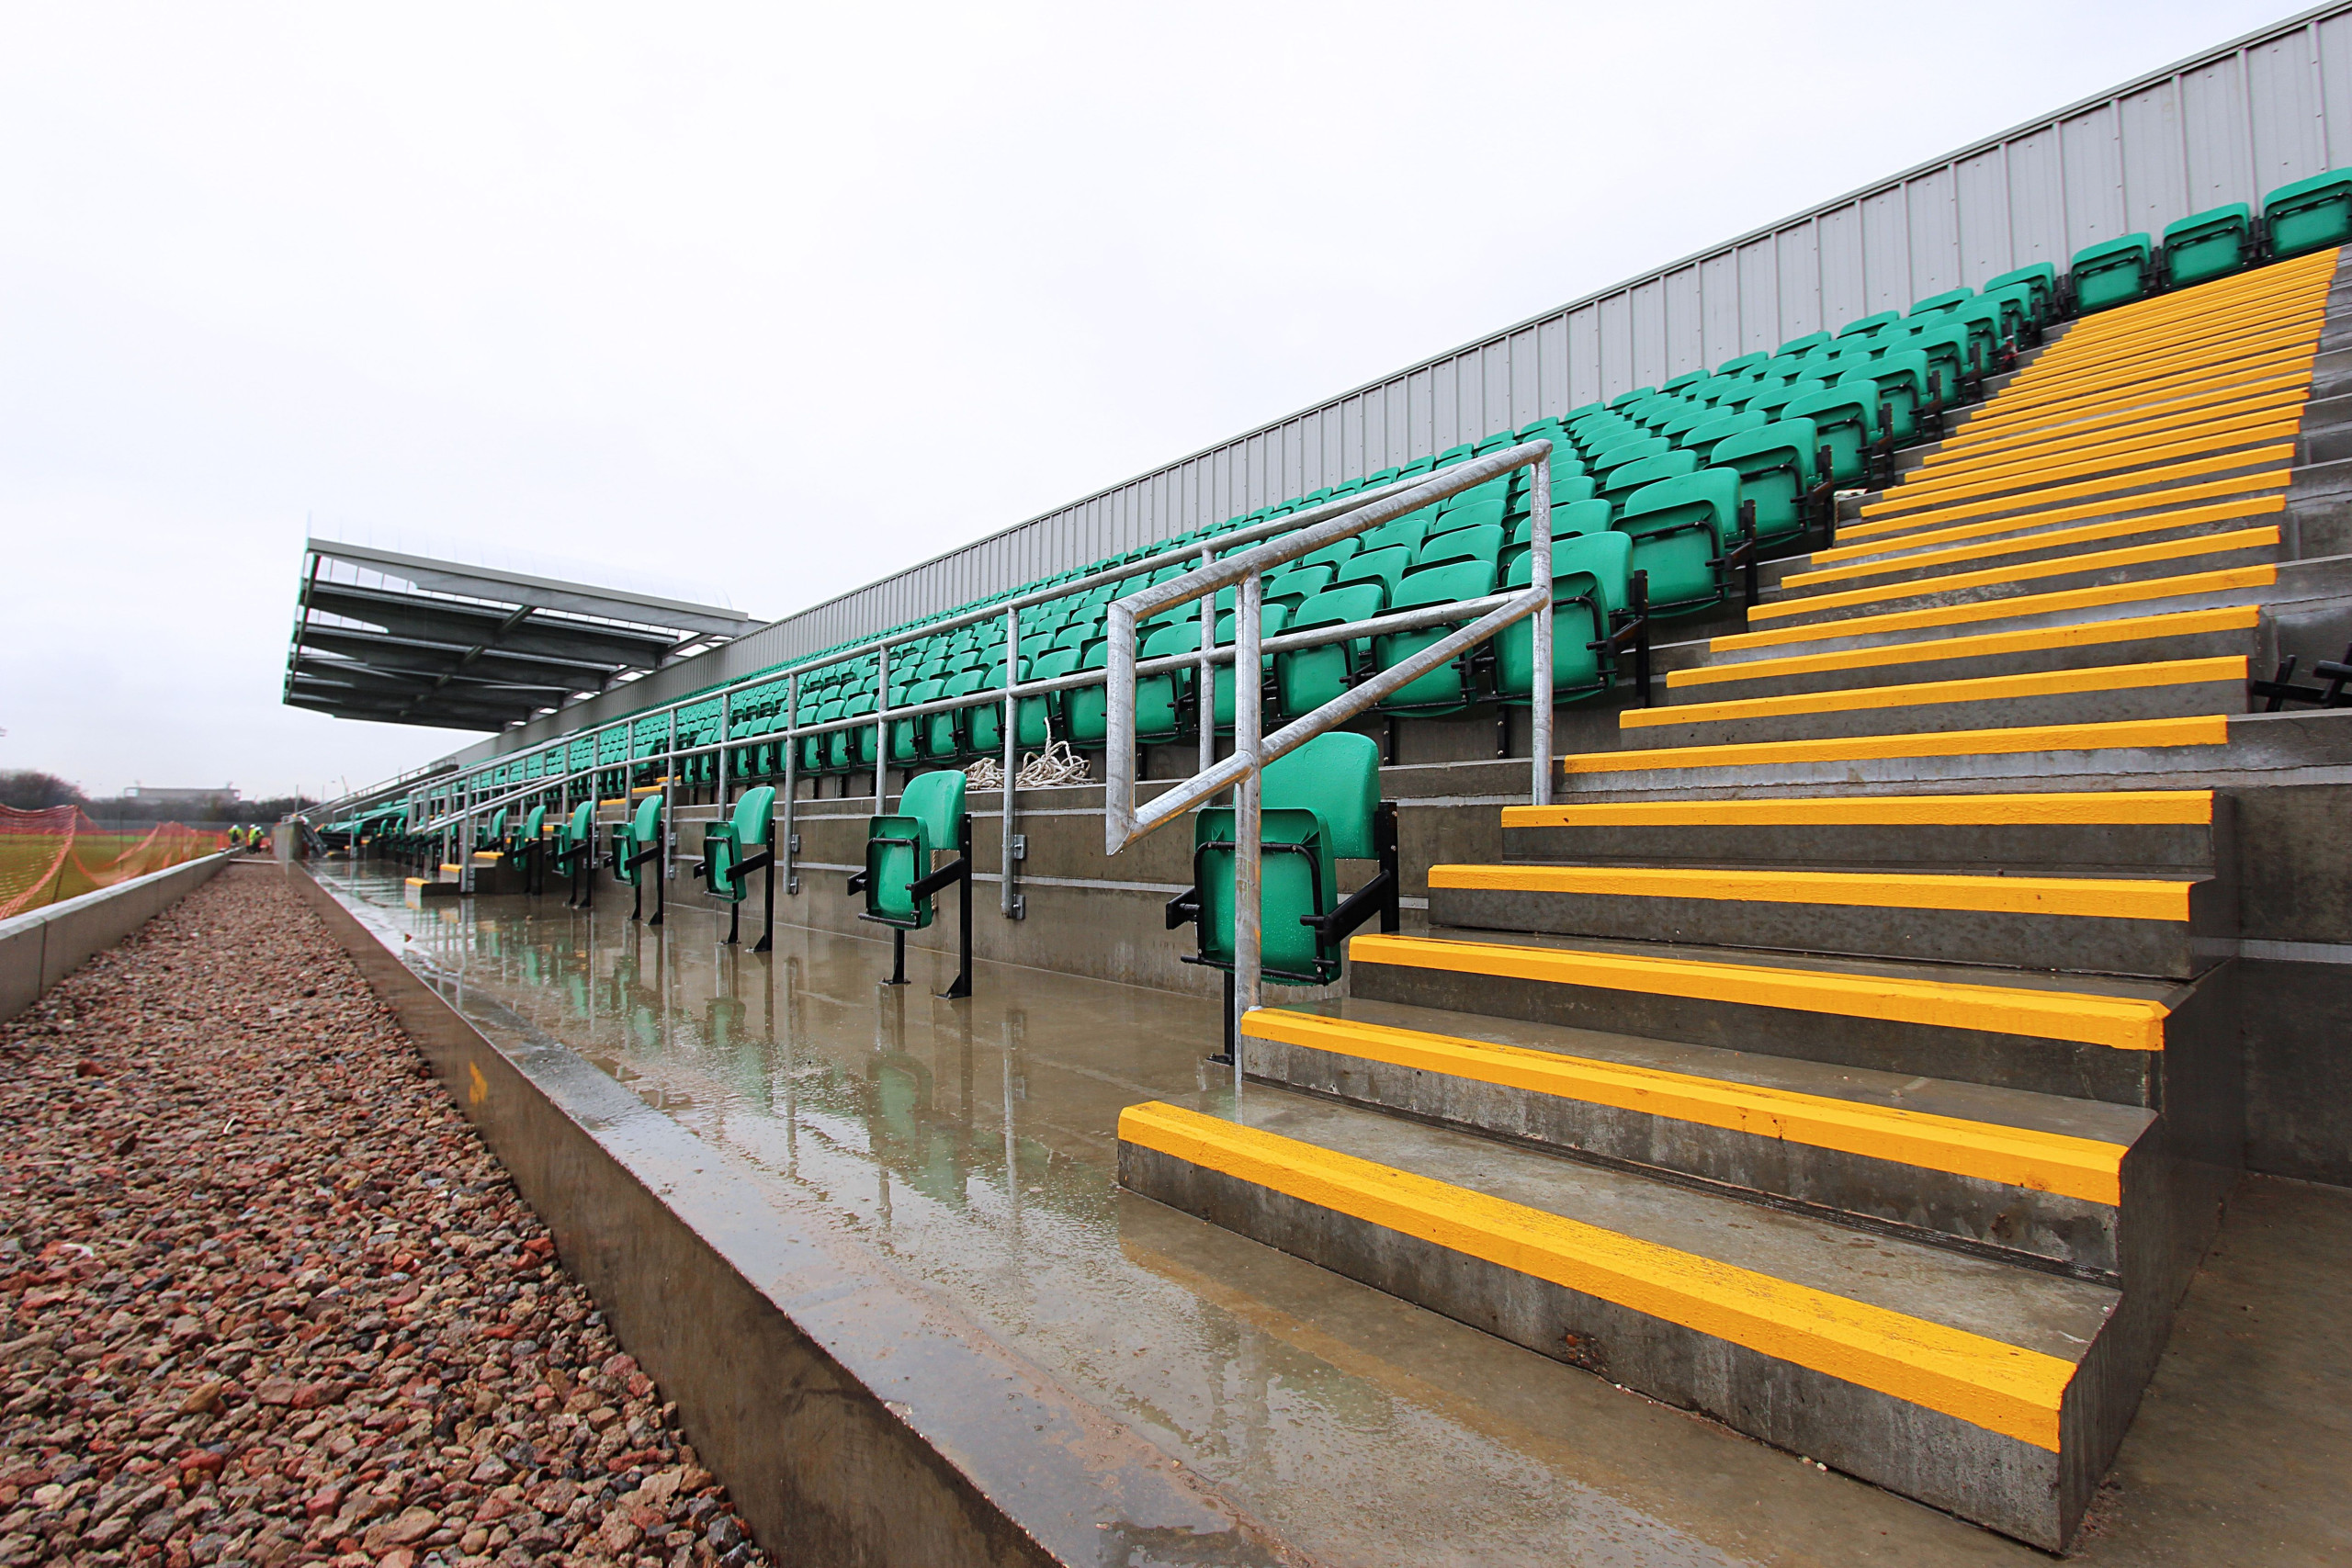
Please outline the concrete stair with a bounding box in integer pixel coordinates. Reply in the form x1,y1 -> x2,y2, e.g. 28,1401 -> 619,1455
1120,247 -> 2347,1550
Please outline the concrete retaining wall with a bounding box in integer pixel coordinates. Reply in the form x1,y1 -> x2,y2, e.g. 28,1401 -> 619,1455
0,852 -> 238,1022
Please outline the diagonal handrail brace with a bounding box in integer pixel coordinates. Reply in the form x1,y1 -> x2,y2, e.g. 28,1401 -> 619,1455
1104,440 -> 1555,1080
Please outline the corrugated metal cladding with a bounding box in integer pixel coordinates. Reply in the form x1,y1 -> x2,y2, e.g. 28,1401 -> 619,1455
454,4 -> 2352,769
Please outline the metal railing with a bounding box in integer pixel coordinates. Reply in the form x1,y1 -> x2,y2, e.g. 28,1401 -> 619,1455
377,447 -> 1572,913
1103,441 -> 1558,1073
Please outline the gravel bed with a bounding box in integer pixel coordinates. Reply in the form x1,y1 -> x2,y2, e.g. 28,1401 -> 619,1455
0,868 -> 774,1568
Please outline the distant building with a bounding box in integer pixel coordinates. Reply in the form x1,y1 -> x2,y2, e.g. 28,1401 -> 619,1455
120,785 -> 240,806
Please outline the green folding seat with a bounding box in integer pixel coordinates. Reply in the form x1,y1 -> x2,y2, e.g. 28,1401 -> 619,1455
1335,544 -> 1414,601
550,800 -> 600,903
1714,351 -> 1770,378
695,784 -> 778,946
1276,585 -> 1383,718
967,662 -> 1012,756
2070,233 -> 2154,313
889,679 -> 944,763
1607,386 -> 1657,411
1558,401 -> 1607,424
1433,493 -> 1508,534
1598,448 -> 1699,516
1593,435 -> 1670,476
1972,285 -> 2035,347
1208,601 -> 1290,730
1297,536 -> 1363,572
1516,418 -> 1570,443
849,768 -> 975,994
1494,530 -> 1634,705
1908,323 -> 1974,407
1848,349 -> 1928,446
1498,497 -> 1614,580
807,695 -> 846,772
1263,560 -> 1336,613
1783,384 -> 1878,487
1657,403 -> 1716,444
1414,521 -> 1505,572
2263,168 -> 2352,260
610,794 -> 666,923
1658,369 -> 1707,395
1983,263 -> 2057,322
1685,409 -> 1769,462
2163,204 -> 2254,288
1063,642 -> 1114,748
1709,418 -> 1822,547
1363,466 -> 1404,489
1015,647 -> 1080,746
1908,287 -> 1973,317
1434,443 -> 1476,468
1395,456 -> 1440,479
1472,432 -> 1520,455
1614,468 -> 1740,616
1777,331 -> 1832,357
1837,310 -> 1901,340
1373,558 -> 1500,716
1135,619 -> 1203,742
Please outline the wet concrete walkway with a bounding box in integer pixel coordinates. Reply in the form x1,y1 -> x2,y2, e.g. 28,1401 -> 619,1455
319,865 -> 2352,1566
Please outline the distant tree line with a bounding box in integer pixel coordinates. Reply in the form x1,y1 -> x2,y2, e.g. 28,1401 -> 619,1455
0,771 -> 316,822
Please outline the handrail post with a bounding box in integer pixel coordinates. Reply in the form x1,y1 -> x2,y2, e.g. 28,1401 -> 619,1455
1530,447 -> 1555,807
873,642 -> 890,815
718,690 -> 731,809
664,706 -> 678,892
1197,546 -> 1216,777
781,671 -> 799,897
1001,604 -> 1021,918
1231,570 -> 1263,1094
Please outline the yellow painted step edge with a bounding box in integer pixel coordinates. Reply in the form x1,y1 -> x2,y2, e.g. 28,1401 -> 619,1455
1241,1007 -> 2129,1203
1782,497 -> 2283,591
1743,525 -> 2280,625
1346,932 -> 2172,1052
1710,564 -> 2276,653
1621,656 -> 2245,731
1119,1100 -> 2076,1449
1427,863 -> 2192,921
1668,607 -> 2257,691
1861,416 -> 2301,522
1499,790 -> 2214,829
1822,470 -> 2288,556
1557,714 -> 2232,776
1851,446 -> 2298,534
1919,378 -> 2312,471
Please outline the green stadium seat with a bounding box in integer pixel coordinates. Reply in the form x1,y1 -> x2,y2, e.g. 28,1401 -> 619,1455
1169,732 -> 1398,1008
695,784 -> 778,948
850,768 -> 973,995
1373,559 -> 1499,716
2070,233 -> 2154,313
2263,167 -> 2352,260
1598,448 -> 1699,516
1212,601 -> 1290,730
610,794 -> 666,924
1615,468 -> 1740,616
1136,619 -> 1202,742
1415,521 -> 1505,572
1277,584 -> 1384,719
1776,332 -> 1831,357
1494,530 -> 1637,706
553,801 -> 599,907
1710,418 -> 1825,549
1607,387 -> 1657,411
1685,409 -> 1768,462
1908,287 -> 1973,317
1783,384 -> 1878,487
1848,348 -> 1928,446
1984,264 -> 2057,323
1335,544 -> 1414,601
2163,203 -> 2254,288
1017,647 -> 1080,747
1838,312 -> 1901,339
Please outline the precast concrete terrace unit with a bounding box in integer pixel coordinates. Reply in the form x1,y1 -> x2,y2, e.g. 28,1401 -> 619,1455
297,13 -> 2352,1559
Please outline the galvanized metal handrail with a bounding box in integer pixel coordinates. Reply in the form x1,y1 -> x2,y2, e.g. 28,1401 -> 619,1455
1102,441 -> 1556,1075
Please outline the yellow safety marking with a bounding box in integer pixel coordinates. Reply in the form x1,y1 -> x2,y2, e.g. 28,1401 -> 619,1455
1345,932 -> 2172,1051
1428,863 -> 2192,921
1622,656 -> 2245,731
2031,261 -> 2335,344
1668,607 -> 2257,690
1499,790 -> 2214,829
1743,525 -> 2280,624
1921,377 -> 2312,469
1712,566 -> 2277,653
1557,714 -> 2232,775
1947,350 -> 2317,452
1862,417 -> 2301,521
2037,281 -> 2333,355
1241,1008 -> 2130,1203
439,863 -> 463,874
1119,1100 -> 2077,1449
2012,305 -> 2325,386
403,876 -> 430,888
1784,498 -> 2283,590
1828,470 -> 2288,552
1849,448 -> 2295,534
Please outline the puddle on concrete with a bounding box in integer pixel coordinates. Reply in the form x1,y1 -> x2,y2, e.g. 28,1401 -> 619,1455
316,864 -> 2064,1568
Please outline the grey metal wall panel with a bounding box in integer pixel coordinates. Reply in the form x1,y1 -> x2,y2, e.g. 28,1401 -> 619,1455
443,4 -> 2352,773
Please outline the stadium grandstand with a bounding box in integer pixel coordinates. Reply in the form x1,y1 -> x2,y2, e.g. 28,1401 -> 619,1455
275,10 -> 2352,1558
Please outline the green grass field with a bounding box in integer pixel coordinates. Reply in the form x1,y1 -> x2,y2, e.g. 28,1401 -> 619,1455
0,829 -> 218,915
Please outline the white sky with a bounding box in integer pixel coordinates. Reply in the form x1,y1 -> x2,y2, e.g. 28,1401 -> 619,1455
0,1 -> 2301,799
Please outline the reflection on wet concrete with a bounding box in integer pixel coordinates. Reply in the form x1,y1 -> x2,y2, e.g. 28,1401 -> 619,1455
317,864 -> 2327,1568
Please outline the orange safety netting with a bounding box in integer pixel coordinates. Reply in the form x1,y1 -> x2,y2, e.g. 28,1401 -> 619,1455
0,807 -> 232,919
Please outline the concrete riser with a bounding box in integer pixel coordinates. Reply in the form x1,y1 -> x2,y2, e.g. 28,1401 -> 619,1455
1671,626 -> 2259,703
1120,1140 -> 2106,1551
1346,957 -> 2230,1106
1759,541 -> 2283,632
1425,882 -> 2226,980
1498,819 -> 2222,874
1708,578 -> 2282,663
1775,509 -> 2283,604
1243,1032 -> 2133,1280
1616,675 -> 2249,750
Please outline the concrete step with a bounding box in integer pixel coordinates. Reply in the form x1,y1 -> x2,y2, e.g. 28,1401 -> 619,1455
1828,448 -> 2296,548
1237,996 -> 2152,1281
1494,789 -> 2226,874
1973,316 -> 2324,433
1118,1090 -> 2129,1549
1424,861 -> 2226,978
1665,607 -> 2257,702
1711,562 -> 2282,661
1343,928 -> 2234,1108
1813,480 -> 2288,573
1773,500 -> 2285,602
1742,524 -> 2281,631
1611,656 -> 2247,750
1914,378 -> 2314,479
1875,408 -> 2305,523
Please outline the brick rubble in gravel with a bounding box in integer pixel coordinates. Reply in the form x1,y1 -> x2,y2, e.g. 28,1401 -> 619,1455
0,869 -> 773,1568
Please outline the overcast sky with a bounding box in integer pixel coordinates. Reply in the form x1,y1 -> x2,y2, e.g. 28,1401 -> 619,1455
0,1 -> 2301,800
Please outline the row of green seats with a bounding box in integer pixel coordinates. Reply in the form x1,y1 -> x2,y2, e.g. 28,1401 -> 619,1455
2070,167 -> 2352,312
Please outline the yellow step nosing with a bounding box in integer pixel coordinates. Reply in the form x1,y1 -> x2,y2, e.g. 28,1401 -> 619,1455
1920,378 -> 2312,470
1926,366 -> 2314,472
1426,863 -> 2193,921
1847,446 -> 2297,536
1499,789 -> 2215,829
1890,408 -> 2305,503
1782,497 -> 2283,591
1826,470 -> 2289,553
1742,525 -> 2281,624
2005,310 -> 2326,391
1668,607 -> 2258,690
2024,281 -> 2333,352
1620,656 -> 2245,731
1859,422 -> 2302,522
1240,1008 -> 2129,1203
1345,932 -> 2172,1052
1712,564 -> 2279,654
1556,713 -> 2233,776
1120,1100 -> 2076,1450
